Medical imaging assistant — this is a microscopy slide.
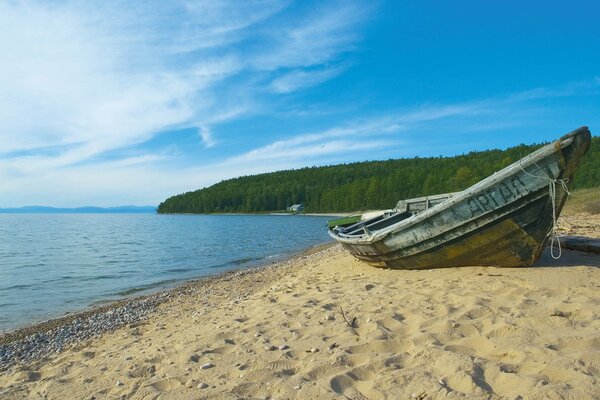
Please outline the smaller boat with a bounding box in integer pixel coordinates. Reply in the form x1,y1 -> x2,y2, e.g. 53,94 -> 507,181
327,210 -> 394,229
328,126 -> 592,269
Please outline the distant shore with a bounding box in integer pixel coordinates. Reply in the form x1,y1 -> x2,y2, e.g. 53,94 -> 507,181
269,212 -> 349,217
0,213 -> 598,399
0,206 -> 156,214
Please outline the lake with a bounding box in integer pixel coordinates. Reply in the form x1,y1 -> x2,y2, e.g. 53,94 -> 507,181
0,214 -> 332,331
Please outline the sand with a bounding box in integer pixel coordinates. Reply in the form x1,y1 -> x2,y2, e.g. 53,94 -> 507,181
1,213 -> 599,400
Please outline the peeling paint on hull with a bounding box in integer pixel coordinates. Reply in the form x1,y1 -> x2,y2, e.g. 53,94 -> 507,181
329,127 -> 592,269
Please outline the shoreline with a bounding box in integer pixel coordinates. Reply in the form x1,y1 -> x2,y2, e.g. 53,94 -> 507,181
0,226 -> 334,337
0,242 -> 335,368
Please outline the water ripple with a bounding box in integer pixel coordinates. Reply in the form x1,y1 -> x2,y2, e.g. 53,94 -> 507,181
0,213 -> 331,330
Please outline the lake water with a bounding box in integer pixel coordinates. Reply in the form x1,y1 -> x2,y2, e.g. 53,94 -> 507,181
0,214 -> 332,332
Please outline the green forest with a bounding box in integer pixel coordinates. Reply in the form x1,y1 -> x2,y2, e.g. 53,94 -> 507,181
157,136 -> 600,214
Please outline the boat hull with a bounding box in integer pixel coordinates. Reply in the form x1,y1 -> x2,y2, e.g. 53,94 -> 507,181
331,127 -> 592,269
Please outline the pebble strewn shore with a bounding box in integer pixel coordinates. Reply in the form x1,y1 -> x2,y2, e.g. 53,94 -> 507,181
0,293 -> 171,371
0,243 -> 331,374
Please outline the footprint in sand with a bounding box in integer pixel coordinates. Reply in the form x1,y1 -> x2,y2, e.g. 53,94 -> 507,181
20,371 -> 41,382
329,366 -> 381,400
265,360 -> 296,377
391,313 -> 405,322
128,365 -> 156,379
81,351 -> 95,360
150,378 -> 182,391
486,324 -> 521,338
347,340 -> 410,359
330,374 -> 359,396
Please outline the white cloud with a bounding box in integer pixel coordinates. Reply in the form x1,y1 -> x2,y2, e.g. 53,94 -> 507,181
0,0 -> 367,159
198,126 -> 216,148
270,66 -> 347,93
226,122 -> 400,164
250,2 -> 370,70
0,1 -> 199,158
506,79 -> 600,102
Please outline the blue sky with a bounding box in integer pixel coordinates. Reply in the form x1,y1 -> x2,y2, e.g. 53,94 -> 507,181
1,0 -> 599,207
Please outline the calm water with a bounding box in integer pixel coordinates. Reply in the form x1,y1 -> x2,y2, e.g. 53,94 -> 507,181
0,214 -> 332,331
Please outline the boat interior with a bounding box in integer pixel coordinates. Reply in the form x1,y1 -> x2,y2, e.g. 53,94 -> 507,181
333,192 -> 456,237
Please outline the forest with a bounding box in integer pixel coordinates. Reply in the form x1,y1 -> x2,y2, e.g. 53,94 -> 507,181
157,136 -> 600,214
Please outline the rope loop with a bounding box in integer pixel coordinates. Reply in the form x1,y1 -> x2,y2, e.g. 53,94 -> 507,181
519,158 -> 570,259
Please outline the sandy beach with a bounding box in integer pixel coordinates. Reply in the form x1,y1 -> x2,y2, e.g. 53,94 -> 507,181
1,213 -> 599,400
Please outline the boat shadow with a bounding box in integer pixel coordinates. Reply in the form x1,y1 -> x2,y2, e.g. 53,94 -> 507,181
533,247 -> 600,268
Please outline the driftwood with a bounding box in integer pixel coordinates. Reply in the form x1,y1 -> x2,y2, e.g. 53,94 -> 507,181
340,307 -> 359,336
556,236 -> 600,254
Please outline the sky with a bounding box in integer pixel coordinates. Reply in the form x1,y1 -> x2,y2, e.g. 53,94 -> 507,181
1,0 -> 599,207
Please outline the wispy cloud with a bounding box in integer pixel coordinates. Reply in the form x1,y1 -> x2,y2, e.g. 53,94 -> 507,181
227,130 -> 395,164
0,0 -> 367,159
249,2 -> 369,70
0,0 -> 373,206
506,79 -> 600,102
198,126 -> 216,148
270,65 -> 347,93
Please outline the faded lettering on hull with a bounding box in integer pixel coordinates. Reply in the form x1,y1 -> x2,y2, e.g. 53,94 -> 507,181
467,175 -> 528,218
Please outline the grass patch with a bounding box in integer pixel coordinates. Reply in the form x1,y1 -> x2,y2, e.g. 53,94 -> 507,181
563,188 -> 600,215
584,199 -> 600,214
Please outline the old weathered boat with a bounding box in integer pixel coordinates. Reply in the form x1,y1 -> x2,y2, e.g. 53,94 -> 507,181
328,126 -> 592,269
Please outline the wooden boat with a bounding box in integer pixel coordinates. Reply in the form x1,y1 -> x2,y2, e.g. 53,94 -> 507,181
328,126 -> 592,269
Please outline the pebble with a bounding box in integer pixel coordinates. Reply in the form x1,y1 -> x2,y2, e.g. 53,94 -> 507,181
185,379 -> 195,388
309,348 -> 319,353
197,382 -> 209,389
201,363 -> 214,369
278,344 -> 289,350
536,379 -> 548,387
0,292 -> 171,371
116,380 -> 124,387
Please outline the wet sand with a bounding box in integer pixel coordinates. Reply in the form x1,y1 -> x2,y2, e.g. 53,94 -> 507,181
0,214 -> 599,399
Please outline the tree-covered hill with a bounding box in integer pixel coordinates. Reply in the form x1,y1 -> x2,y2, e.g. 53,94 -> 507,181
157,136 -> 600,214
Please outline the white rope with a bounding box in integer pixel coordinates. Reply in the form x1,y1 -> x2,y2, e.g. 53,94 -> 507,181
518,158 -> 570,259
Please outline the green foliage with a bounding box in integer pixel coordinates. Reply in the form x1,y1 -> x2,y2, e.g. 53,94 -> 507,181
157,137 -> 600,214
